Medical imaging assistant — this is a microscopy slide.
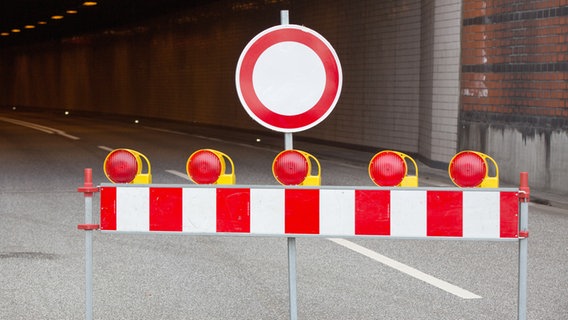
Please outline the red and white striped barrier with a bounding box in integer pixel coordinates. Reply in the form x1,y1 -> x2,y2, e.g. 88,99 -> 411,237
100,185 -> 520,239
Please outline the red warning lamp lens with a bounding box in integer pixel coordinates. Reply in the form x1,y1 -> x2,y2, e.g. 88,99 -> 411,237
188,150 -> 222,184
104,150 -> 139,183
449,152 -> 487,187
273,150 -> 309,185
369,151 -> 406,186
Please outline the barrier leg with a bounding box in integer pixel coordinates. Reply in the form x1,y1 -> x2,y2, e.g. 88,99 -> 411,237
288,237 -> 298,320
518,172 -> 529,320
518,229 -> 528,320
85,202 -> 94,320
77,169 -> 100,320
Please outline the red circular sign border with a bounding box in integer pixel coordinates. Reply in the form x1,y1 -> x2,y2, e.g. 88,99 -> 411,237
236,25 -> 342,132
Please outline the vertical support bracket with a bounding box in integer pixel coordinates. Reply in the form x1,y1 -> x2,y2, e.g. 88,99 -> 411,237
77,168 -> 99,320
517,172 -> 529,320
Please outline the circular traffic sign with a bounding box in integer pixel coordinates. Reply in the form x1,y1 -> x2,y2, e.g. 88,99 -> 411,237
236,24 -> 342,132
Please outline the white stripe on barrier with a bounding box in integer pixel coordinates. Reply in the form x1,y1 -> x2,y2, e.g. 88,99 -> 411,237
391,190 -> 426,237
463,191 -> 499,238
320,189 -> 354,236
251,188 -> 285,234
117,187 -> 149,232
183,188 -> 216,233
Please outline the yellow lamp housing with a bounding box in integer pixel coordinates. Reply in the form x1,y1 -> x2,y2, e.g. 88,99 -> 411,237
368,150 -> 418,187
103,149 -> 152,184
186,149 -> 235,185
448,150 -> 499,188
272,149 -> 321,186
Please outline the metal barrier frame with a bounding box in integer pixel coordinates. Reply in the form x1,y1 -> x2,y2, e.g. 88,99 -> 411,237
78,169 -> 529,320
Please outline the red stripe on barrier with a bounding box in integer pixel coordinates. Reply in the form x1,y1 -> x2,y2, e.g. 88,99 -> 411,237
216,188 -> 251,233
354,190 -> 390,235
285,189 -> 319,234
427,191 -> 463,237
100,186 -> 117,231
500,191 -> 519,238
150,187 -> 183,232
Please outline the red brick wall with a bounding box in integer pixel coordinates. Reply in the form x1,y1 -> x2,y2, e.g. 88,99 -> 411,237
461,0 -> 568,123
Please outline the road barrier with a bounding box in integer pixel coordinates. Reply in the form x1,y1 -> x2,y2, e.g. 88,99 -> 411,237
99,185 -> 519,239
78,169 -> 529,320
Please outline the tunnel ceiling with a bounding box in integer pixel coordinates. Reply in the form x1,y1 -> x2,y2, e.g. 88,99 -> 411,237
0,0 -> 212,46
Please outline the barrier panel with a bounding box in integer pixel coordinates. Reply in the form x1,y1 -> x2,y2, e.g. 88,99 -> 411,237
99,185 -> 519,239
78,169 -> 530,320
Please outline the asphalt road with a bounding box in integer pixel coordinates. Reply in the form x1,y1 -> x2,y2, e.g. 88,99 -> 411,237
1,110 -> 566,319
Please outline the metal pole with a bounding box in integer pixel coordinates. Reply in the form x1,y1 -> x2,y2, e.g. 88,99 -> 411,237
281,10 -> 298,320
518,172 -> 529,320
285,130 -> 298,320
85,195 -> 94,320
281,9 -> 289,26
285,131 -> 297,320
285,133 -> 293,150
78,168 -> 99,320
287,237 -> 298,320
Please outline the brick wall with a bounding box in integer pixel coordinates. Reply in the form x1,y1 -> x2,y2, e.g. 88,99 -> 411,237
462,0 -> 568,120
461,0 -> 568,190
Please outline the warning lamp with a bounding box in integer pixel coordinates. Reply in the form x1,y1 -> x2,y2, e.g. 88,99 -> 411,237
368,150 -> 418,187
103,149 -> 152,184
272,149 -> 321,186
186,149 -> 235,185
448,151 -> 499,188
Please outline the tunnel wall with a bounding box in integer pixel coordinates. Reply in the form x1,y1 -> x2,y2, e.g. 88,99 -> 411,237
0,0 -> 442,157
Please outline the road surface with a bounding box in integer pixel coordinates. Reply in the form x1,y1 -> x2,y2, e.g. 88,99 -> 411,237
1,110 -> 566,319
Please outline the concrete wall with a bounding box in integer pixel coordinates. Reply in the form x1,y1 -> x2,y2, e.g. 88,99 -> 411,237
290,1 -> 424,153
460,122 -> 568,191
419,0 -> 462,164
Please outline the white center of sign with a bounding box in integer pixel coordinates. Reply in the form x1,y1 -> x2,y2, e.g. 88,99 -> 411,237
252,41 -> 326,116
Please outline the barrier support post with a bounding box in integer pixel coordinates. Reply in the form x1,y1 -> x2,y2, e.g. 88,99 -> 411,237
518,172 -> 529,320
284,127 -> 298,320
77,168 -> 100,320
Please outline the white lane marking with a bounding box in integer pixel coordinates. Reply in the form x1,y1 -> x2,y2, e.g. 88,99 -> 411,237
0,117 -> 80,140
142,126 -> 189,136
98,146 -> 114,152
143,125 -> 274,152
328,238 -> 482,299
0,117 -> 53,134
56,131 -> 80,140
165,170 -> 190,181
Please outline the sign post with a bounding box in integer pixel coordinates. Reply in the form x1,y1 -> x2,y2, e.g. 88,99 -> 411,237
236,10 -> 342,319
280,11 -> 298,320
